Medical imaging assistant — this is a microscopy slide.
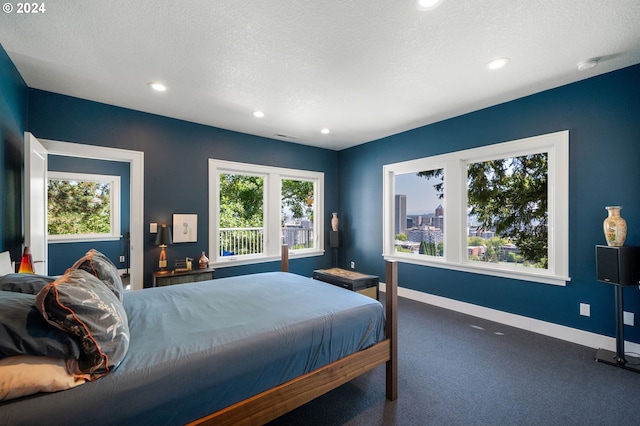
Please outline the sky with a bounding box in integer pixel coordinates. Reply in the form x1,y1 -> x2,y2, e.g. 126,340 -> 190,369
395,172 -> 442,215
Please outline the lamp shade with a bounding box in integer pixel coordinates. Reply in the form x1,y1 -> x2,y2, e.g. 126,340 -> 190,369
155,224 -> 172,246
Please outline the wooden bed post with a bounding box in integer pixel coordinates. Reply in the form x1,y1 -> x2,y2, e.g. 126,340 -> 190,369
385,260 -> 398,401
281,244 -> 289,272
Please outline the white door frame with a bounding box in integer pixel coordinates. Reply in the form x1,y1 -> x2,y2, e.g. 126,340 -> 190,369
24,133 -> 48,275
40,139 -> 145,290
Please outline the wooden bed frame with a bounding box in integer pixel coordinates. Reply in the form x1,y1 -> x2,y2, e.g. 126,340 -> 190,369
190,246 -> 398,426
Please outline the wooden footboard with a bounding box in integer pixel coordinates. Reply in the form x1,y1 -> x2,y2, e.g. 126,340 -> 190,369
189,249 -> 398,426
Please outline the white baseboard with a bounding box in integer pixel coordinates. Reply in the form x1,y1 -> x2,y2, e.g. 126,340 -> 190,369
380,283 -> 640,355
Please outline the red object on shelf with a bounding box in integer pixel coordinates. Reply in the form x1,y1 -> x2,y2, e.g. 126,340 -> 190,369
18,247 -> 35,274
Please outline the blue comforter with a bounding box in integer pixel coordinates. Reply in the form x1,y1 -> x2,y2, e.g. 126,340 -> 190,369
0,272 -> 385,425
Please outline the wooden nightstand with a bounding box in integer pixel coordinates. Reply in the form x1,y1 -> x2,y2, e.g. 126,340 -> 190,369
313,268 -> 379,300
152,267 -> 215,287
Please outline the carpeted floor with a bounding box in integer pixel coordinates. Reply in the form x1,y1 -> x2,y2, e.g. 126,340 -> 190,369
268,296 -> 640,425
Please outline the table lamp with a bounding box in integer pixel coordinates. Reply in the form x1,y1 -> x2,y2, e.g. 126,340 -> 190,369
155,224 -> 172,273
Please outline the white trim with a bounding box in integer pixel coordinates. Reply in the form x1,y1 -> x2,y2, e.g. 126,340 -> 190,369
210,249 -> 324,269
40,139 -> 145,291
383,130 -> 570,286
48,235 -> 123,243
379,283 -> 640,355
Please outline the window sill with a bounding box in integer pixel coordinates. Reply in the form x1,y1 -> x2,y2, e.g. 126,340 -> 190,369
48,235 -> 122,244
212,249 -> 324,269
383,253 -> 570,286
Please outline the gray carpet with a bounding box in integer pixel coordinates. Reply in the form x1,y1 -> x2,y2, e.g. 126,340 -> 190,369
268,296 -> 640,425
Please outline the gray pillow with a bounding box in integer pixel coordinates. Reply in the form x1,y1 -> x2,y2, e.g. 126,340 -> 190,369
71,249 -> 124,301
0,291 -> 82,360
36,269 -> 130,379
0,273 -> 55,294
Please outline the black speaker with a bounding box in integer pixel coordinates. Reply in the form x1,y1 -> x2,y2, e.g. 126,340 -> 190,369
329,231 -> 340,248
596,245 -> 640,286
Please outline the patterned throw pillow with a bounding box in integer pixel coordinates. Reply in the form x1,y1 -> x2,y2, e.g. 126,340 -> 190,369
0,291 -> 82,360
71,249 -> 124,301
35,269 -> 129,379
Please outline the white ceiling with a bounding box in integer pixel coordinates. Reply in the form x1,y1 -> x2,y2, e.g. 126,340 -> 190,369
1,0 -> 639,151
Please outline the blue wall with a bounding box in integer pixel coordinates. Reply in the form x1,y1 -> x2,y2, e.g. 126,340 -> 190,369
0,43 -> 27,264
47,155 -> 131,275
338,64 -> 640,343
26,89 -> 340,285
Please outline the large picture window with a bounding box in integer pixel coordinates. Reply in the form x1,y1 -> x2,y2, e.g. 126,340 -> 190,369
209,159 -> 324,267
383,131 -> 569,286
47,172 -> 121,242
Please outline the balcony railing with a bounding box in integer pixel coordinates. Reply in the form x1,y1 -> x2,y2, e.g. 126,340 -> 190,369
219,227 -> 264,256
219,226 -> 314,256
282,227 -> 314,250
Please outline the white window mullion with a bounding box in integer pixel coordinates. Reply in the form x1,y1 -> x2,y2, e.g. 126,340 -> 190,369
266,174 -> 281,258
208,162 -> 219,261
441,159 -> 460,263
313,177 -> 324,252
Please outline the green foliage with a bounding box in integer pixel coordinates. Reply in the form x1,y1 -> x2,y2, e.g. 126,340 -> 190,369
468,236 -> 484,246
395,233 -> 408,241
416,168 -> 444,199
48,180 -> 111,235
281,179 -> 314,222
419,241 -> 438,256
219,173 -> 264,228
486,236 -> 510,249
467,154 -> 548,268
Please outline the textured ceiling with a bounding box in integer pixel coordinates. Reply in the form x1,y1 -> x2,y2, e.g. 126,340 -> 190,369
1,0 -> 639,150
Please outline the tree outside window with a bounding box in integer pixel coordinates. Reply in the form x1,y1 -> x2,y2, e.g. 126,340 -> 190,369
47,172 -> 120,240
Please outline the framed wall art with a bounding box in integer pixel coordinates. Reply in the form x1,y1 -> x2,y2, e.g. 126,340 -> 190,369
172,214 -> 197,243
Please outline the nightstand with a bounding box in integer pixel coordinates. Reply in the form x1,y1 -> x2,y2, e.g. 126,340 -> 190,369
152,267 -> 215,287
313,268 -> 379,300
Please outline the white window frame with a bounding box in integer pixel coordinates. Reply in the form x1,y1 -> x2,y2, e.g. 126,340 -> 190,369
383,130 -> 569,286
47,172 -> 121,243
209,159 -> 324,268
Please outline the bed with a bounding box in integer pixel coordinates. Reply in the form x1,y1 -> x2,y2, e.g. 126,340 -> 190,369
0,246 -> 397,425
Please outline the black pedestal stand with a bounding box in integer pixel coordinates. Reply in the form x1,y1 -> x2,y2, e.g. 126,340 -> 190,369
595,245 -> 640,373
330,231 -> 340,268
595,284 -> 640,373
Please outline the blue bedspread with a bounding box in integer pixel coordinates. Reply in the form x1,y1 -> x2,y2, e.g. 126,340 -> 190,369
0,272 -> 385,425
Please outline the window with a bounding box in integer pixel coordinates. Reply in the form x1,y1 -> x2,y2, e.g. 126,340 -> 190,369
47,172 -> 121,242
394,169 -> 444,258
209,159 -> 324,267
383,131 -> 569,286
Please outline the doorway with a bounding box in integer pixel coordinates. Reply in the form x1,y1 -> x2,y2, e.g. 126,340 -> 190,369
38,137 -> 144,290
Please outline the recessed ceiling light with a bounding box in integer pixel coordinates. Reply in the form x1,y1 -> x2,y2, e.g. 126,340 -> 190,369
253,111 -> 265,118
148,82 -> 166,92
486,58 -> 510,70
321,128 -> 330,135
577,58 -> 599,71
417,0 -> 443,10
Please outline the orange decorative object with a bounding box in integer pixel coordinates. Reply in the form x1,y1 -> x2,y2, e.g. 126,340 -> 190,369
18,247 -> 35,274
